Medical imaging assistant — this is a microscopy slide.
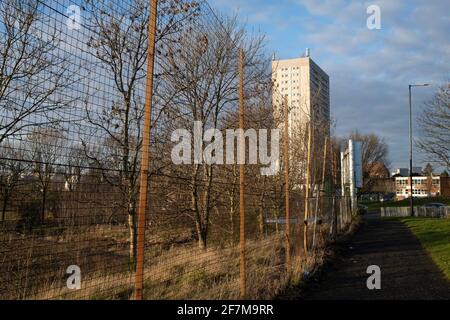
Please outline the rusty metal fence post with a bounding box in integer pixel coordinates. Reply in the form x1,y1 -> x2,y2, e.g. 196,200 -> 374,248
134,0 -> 158,301
238,47 -> 246,299
330,141 -> 337,239
312,136 -> 328,249
283,96 -> 291,270
304,122 -> 312,254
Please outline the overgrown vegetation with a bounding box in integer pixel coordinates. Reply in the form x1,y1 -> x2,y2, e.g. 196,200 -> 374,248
0,0 -> 351,300
1,217 -> 356,300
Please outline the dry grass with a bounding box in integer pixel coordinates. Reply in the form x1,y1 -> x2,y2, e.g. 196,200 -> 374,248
1,217 -> 359,300
31,235 -> 338,300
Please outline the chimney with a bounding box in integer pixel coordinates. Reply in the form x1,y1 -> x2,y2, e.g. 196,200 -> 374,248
306,48 -> 310,57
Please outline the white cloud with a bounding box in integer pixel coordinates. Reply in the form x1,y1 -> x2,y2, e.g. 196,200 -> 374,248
209,0 -> 449,168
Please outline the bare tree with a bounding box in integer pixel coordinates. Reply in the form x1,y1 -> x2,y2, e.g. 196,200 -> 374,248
159,13 -> 268,249
244,84 -> 278,238
82,0 -> 200,264
27,128 -> 65,221
219,81 -> 276,240
63,145 -> 86,192
422,163 -> 433,176
0,0 -> 71,144
0,141 -> 30,221
417,85 -> 450,169
422,163 -> 434,196
348,131 -> 390,194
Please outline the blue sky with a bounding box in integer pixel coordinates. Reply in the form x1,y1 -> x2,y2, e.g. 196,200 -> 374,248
210,0 -> 450,172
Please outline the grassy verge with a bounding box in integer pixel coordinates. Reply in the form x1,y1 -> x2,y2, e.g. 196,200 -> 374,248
398,217 -> 450,280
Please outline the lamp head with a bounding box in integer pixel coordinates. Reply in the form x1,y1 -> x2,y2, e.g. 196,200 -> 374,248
410,83 -> 431,87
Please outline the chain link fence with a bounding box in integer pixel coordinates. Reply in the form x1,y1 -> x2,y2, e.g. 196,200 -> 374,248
0,0 -> 357,300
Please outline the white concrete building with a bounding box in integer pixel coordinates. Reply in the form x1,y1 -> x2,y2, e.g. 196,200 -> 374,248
272,52 -> 330,138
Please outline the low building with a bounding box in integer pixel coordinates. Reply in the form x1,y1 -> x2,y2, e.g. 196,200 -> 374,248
395,176 -> 450,199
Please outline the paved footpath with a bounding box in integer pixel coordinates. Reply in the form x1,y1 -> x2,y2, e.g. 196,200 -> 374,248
301,212 -> 450,300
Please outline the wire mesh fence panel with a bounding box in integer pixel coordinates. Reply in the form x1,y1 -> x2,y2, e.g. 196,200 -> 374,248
0,0 -> 201,300
0,0 -> 358,300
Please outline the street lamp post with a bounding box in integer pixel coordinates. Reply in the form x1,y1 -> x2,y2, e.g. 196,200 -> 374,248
408,83 -> 430,217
